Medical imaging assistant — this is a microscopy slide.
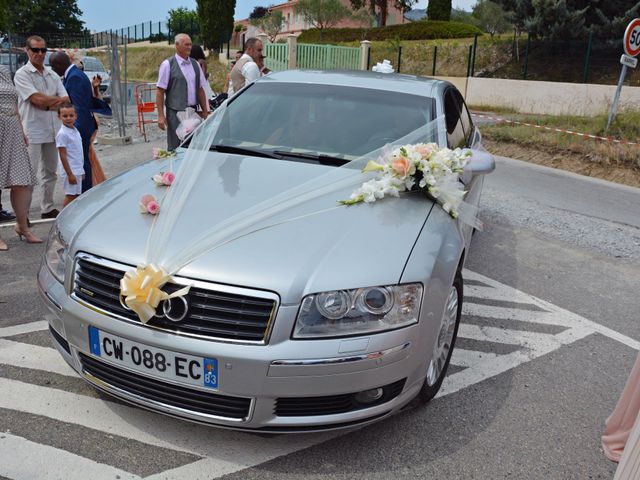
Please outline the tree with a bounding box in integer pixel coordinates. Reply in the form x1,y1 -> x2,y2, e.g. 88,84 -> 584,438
251,11 -> 284,43
3,0 -> 86,43
427,0 -> 452,21
168,7 -> 198,40
197,0 -> 236,51
523,0 -> 588,40
249,6 -> 269,19
472,0 -> 510,37
295,0 -> 351,40
349,1 -> 417,27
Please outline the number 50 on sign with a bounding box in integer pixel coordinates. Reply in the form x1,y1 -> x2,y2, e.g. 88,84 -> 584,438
624,18 -> 640,57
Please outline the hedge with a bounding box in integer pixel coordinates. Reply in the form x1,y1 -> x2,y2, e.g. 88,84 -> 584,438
297,21 -> 483,43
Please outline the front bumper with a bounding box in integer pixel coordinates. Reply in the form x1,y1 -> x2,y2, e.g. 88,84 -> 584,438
38,263 -> 426,432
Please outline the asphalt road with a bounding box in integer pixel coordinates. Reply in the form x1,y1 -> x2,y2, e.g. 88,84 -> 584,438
0,135 -> 638,479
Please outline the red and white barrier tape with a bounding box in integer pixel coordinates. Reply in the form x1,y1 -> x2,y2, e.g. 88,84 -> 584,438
471,113 -> 640,148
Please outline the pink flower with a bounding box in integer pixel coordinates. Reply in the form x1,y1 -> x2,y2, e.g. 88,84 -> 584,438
140,194 -> 155,206
146,201 -> 160,215
161,171 -> 175,186
392,156 -> 411,178
152,147 -> 160,159
415,144 -> 435,158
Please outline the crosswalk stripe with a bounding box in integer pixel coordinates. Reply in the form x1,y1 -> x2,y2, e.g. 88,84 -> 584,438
438,327 -> 595,399
465,285 -> 546,305
0,377 -> 191,452
0,377 -> 342,477
449,348 -> 498,368
0,432 -> 140,480
457,324 -> 563,350
0,339 -> 76,377
463,303 -> 576,328
0,321 -> 48,338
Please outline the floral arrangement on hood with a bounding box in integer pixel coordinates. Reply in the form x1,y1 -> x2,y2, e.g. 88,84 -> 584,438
340,143 -> 471,218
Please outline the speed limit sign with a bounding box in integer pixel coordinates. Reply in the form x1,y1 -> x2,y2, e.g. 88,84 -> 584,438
624,18 -> 640,57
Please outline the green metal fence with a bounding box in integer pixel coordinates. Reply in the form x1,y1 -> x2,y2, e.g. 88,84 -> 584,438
263,43 -> 289,72
297,43 -> 361,70
262,42 -> 361,72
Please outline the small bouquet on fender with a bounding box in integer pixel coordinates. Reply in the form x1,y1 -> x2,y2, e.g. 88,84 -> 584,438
139,194 -> 160,215
340,143 -> 471,218
176,107 -> 203,141
152,171 -> 175,186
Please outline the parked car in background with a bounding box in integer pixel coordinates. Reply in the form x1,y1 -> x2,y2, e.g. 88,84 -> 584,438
79,56 -> 111,101
44,52 -> 111,102
39,70 -> 494,432
0,48 -> 27,78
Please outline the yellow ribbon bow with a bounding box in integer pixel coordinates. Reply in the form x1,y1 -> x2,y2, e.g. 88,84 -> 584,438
120,264 -> 190,324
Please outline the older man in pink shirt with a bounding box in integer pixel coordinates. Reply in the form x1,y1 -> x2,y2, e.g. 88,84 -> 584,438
156,33 -> 208,150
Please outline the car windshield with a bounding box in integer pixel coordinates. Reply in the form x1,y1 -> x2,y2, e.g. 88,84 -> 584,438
82,58 -> 106,72
211,82 -> 436,162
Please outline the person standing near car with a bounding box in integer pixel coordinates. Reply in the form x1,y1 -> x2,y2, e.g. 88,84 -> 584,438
49,51 -> 110,194
229,38 -> 263,96
13,35 -> 69,219
0,64 -> 40,250
156,33 -> 209,151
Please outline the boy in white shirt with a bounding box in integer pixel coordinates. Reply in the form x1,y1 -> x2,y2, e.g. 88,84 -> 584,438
55,102 -> 84,206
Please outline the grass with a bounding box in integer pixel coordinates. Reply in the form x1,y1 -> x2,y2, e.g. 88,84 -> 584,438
480,110 -> 640,173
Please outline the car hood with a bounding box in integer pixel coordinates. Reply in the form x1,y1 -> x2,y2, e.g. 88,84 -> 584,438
60,151 -> 434,303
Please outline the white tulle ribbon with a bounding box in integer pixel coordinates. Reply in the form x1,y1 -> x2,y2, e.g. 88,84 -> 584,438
120,110 -> 482,322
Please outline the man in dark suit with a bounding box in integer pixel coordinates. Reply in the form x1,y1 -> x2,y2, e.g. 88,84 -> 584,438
50,52 -> 109,193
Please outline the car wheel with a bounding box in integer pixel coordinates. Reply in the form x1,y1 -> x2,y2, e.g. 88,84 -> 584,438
418,270 -> 463,403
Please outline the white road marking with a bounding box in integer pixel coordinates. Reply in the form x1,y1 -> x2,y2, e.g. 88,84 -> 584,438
0,376 -> 341,479
0,339 -> 76,377
462,303 -> 572,327
463,269 -> 640,350
449,349 -> 498,368
0,320 -> 48,338
1,269 -> 638,479
0,432 -> 140,480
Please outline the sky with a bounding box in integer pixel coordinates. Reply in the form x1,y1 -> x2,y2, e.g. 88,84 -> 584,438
78,0 -> 477,33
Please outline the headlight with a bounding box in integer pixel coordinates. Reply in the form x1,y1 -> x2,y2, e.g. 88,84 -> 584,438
45,225 -> 69,283
293,283 -> 423,339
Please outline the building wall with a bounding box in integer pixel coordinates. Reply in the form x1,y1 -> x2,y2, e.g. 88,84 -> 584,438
432,76 -> 640,116
269,0 -> 405,36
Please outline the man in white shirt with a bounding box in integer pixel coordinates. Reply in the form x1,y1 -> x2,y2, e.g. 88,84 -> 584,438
13,35 -> 69,219
228,38 -> 263,96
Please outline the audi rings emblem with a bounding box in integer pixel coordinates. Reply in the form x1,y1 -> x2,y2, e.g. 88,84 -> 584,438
119,294 -> 133,311
162,296 -> 189,322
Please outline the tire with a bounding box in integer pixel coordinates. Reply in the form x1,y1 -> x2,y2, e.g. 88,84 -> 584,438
418,269 -> 463,403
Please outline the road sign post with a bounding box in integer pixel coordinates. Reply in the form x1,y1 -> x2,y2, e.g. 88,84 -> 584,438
606,19 -> 640,131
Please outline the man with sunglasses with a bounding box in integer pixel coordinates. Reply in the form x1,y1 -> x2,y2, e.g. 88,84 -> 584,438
13,36 -> 69,219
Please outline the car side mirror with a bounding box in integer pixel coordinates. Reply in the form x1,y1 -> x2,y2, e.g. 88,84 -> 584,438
467,148 -> 495,176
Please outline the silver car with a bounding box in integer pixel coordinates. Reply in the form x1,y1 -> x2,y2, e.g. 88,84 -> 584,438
38,70 -> 494,432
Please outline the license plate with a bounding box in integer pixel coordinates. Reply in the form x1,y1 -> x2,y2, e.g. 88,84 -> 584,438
88,326 -> 218,389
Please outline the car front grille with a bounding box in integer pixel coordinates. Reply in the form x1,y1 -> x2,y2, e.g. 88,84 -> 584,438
275,379 -> 406,417
79,353 -> 252,419
73,253 -> 278,343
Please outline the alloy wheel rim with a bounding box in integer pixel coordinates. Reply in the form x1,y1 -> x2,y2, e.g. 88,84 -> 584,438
426,285 -> 459,386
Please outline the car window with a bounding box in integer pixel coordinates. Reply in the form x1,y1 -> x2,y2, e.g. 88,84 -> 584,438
444,89 -> 466,149
215,83 -> 437,160
453,90 -> 474,145
82,58 -> 106,72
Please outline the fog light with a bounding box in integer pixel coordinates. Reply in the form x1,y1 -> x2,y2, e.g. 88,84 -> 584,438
354,387 -> 384,404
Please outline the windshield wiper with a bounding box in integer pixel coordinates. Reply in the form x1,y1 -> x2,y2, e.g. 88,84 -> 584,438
209,144 -> 282,159
272,150 -> 349,166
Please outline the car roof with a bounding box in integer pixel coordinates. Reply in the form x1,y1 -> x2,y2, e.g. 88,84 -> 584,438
259,70 -> 452,98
